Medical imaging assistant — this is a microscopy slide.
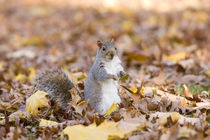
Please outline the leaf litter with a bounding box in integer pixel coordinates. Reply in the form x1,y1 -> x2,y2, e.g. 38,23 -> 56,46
0,0 -> 209,139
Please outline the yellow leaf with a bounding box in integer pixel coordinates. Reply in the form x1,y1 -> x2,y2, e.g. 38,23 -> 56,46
104,103 -> 118,117
0,61 -> 3,70
15,73 -> 27,82
77,100 -> 86,106
22,36 -> 45,46
125,53 -> 147,63
136,125 -> 149,131
31,7 -> 51,17
170,112 -> 181,122
62,121 -> 125,140
28,67 -> 36,81
26,90 -> 49,115
195,11 -> 209,22
63,65 -> 69,72
39,119 -> 59,127
0,115 -> 4,119
0,102 -> 10,109
159,112 -> 180,126
70,72 -> 87,83
178,127 -> 196,138
122,20 -> 134,32
140,86 -> 145,94
152,88 -> 158,94
204,70 -> 210,77
181,99 -> 189,107
130,87 -> 137,93
166,52 -> 188,62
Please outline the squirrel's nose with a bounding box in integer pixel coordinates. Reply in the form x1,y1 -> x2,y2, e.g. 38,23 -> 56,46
109,52 -> 114,59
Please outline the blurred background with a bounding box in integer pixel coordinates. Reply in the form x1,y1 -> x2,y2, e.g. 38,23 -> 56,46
0,0 -> 209,93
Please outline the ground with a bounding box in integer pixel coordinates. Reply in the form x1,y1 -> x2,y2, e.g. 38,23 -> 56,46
0,0 -> 209,139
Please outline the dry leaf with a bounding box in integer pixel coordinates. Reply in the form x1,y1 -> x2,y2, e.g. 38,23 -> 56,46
26,90 -> 49,115
204,70 -> 210,77
15,73 -> 27,82
0,61 -> 3,70
70,72 -> 87,83
104,103 -> 118,117
28,67 -> 36,81
130,87 -> 138,93
156,112 -> 180,126
62,121 -> 125,140
22,36 -> 45,46
125,52 -> 147,62
166,52 -> 188,62
0,110 -> 29,125
122,20 -> 134,32
140,86 -> 145,94
39,119 -> 59,127
178,127 -> 196,138
183,84 -> 193,99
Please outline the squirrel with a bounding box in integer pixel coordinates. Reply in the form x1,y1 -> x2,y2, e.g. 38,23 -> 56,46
84,40 -> 126,115
34,40 -> 126,115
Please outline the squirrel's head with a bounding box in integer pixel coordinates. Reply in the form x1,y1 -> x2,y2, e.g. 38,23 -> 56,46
97,40 -> 117,61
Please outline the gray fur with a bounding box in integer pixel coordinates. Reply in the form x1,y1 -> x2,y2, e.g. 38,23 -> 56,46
34,69 -> 74,109
84,41 -> 123,114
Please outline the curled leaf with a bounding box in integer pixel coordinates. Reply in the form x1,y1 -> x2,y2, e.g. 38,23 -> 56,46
26,90 -> 49,115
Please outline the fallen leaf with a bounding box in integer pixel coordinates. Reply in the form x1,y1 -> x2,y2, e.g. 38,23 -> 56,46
122,20 -> 134,32
39,119 -> 59,127
0,110 -> 29,125
125,52 -> 147,63
178,127 -> 196,138
183,84 -> 193,99
22,36 -> 45,46
0,61 -> 3,70
28,66 -> 36,81
15,73 -> 27,82
118,115 -> 150,133
70,72 -> 87,83
156,112 -> 180,126
130,87 -> 138,94
26,90 -> 49,115
204,70 -> 210,77
62,121 -> 125,140
150,112 -> 200,126
104,103 -> 118,117
166,52 -> 188,62
140,86 -> 145,94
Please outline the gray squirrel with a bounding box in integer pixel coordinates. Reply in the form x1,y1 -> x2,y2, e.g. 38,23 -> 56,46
34,40 -> 126,115
84,40 -> 126,115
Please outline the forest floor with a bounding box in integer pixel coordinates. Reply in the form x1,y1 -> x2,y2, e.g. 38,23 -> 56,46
0,0 -> 209,139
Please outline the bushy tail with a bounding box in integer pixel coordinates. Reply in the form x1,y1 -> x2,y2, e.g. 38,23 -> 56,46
34,69 -> 74,109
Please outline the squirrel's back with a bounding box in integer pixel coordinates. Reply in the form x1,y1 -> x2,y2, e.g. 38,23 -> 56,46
34,69 -> 74,109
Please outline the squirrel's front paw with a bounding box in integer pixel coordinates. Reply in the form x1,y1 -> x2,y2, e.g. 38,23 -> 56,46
109,74 -> 118,81
118,71 -> 126,78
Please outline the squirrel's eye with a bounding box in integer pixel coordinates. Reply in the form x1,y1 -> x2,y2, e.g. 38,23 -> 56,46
102,47 -> 106,51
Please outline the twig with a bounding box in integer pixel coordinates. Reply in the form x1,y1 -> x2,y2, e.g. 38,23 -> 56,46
120,85 -> 135,94
4,111 -> 10,133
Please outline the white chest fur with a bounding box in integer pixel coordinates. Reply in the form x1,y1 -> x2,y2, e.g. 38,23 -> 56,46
105,56 -> 122,75
98,56 -> 123,114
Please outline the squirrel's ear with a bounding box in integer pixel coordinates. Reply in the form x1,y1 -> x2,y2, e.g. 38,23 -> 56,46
110,38 -> 115,43
97,40 -> 103,48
